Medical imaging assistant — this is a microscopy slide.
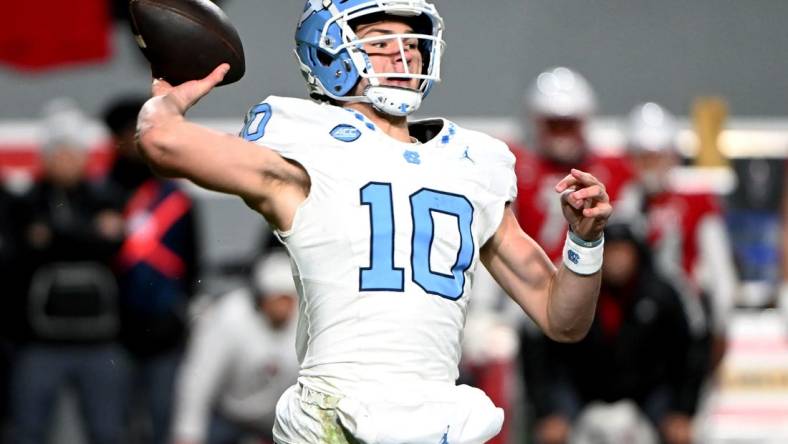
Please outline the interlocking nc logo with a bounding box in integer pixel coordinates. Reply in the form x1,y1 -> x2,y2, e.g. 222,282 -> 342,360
567,249 -> 580,265
403,150 -> 421,165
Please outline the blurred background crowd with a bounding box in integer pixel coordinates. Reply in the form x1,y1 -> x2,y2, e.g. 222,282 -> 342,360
1,1 -> 788,443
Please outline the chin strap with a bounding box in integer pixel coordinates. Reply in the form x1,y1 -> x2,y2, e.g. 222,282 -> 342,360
365,86 -> 422,117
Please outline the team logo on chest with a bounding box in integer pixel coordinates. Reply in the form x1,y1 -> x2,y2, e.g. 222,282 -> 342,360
330,124 -> 362,142
403,150 -> 421,165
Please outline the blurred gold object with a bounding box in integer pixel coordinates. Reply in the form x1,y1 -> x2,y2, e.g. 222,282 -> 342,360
692,97 -> 729,167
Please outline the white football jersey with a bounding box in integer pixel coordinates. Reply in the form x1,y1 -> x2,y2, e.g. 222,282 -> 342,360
241,96 -> 517,400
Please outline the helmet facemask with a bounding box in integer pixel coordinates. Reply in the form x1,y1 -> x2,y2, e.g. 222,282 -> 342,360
295,1 -> 445,117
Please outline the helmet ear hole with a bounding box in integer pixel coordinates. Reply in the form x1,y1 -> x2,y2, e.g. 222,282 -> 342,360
316,50 -> 334,67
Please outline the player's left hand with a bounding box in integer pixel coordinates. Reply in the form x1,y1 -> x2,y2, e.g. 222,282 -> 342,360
555,168 -> 612,241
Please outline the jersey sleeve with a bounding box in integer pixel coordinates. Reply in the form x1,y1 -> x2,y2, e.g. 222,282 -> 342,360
238,95 -> 324,174
476,134 -> 518,245
489,139 -> 518,203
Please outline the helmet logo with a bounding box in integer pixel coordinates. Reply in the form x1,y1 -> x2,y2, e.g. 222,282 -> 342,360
330,124 -> 362,142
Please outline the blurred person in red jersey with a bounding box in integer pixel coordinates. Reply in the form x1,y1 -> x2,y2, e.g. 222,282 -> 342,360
10,98 -> 129,444
172,250 -> 299,444
511,67 -> 634,263
102,96 -> 201,444
523,223 -> 700,444
617,102 -> 738,374
512,67 -> 635,443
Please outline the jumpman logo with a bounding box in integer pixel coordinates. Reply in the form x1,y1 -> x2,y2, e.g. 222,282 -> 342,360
461,147 -> 474,164
438,426 -> 450,444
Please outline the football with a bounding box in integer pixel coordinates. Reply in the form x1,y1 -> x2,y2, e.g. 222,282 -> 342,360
129,0 -> 245,86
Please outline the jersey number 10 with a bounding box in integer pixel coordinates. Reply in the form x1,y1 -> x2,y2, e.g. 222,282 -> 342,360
359,182 -> 474,300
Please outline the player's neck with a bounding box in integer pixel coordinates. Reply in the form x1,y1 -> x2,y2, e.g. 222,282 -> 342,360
345,102 -> 413,144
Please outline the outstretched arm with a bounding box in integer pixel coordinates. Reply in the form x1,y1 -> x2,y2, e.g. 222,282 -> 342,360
481,169 -> 612,342
136,64 -> 309,230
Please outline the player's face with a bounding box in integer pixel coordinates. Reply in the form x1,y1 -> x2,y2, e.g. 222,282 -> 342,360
352,19 -> 423,94
631,149 -> 676,193
535,117 -> 587,165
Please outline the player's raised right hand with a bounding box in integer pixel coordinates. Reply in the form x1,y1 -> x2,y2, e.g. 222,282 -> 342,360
150,63 -> 230,115
137,63 -> 229,145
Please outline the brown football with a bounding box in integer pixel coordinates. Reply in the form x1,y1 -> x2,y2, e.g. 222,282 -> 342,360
129,0 -> 245,86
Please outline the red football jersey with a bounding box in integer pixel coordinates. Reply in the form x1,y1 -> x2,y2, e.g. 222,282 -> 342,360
511,144 -> 634,262
644,191 -> 720,288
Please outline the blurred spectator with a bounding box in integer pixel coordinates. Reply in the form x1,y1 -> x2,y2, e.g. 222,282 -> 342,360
618,102 -> 738,371
0,186 -> 23,442
102,96 -> 200,444
173,251 -> 299,444
511,66 -> 634,263
512,67 -> 635,442
522,223 -> 700,444
10,98 -> 128,444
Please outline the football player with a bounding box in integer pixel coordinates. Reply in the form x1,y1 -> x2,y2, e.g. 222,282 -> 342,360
513,67 -> 633,262
135,1 -> 612,443
620,102 -> 738,373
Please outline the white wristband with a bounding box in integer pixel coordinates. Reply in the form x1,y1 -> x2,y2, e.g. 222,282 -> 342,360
562,230 -> 604,275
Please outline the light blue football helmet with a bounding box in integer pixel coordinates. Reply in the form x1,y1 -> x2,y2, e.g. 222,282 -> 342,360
295,0 -> 445,117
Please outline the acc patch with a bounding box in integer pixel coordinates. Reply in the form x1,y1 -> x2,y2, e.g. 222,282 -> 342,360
330,124 -> 362,143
